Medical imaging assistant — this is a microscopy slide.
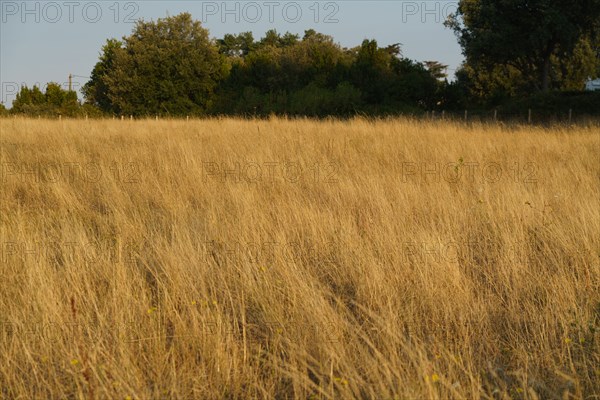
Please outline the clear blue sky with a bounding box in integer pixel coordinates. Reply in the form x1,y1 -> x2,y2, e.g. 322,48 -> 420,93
1,0 -> 463,106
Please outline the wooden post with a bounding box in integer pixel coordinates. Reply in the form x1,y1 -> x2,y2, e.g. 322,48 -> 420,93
431,110 -> 435,120
121,115 -> 124,121
442,110 -> 445,120
186,116 -> 190,122
130,115 -> 133,121
528,109 -> 532,124
156,115 -> 158,121
568,109 -> 572,124
85,114 -> 88,121
464,110 -> 468,121
59,115 -> 62,121
494,109 -> 498,122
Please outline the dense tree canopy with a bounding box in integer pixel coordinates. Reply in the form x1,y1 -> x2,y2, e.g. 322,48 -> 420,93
79,14 -> 443,117
83,39 -> 122,114
3,9 -> 599,119
85,13 -> 228,116
446,0 -> 600,102
10,83 -> 81,117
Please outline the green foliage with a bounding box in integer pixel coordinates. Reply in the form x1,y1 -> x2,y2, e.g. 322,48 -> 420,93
80,14 -> 443,117
447,0 -> 600,97
76,11 -> 598,118
96,13 -> 228,116
286,82 -> 367,117
0,102 -> 8,116
12,85 -> 45,111
498,91 -> 600,118
389,58 -> 439,109
211,30 -> 438,116
256,29 -> 299,49
556,35 -> 600,91
424,61 -> 449,81
454,63 -> 528,107
10,83 -> 81,117
350,39 -> 393,104
332,82 -> 362,115
6,2 -> 599,119
83,39 -> 122,114
217,32 -> 256,57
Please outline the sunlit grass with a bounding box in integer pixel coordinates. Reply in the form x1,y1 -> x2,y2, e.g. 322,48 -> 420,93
1,116 -> 599,399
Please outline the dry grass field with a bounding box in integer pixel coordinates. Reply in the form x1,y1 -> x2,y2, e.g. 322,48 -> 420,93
0,117 -> 599,399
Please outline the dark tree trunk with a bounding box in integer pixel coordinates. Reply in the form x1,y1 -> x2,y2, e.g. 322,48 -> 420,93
540,42 -> 556,92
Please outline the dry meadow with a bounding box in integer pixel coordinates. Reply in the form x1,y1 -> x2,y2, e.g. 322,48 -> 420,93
0,117 -> 599,399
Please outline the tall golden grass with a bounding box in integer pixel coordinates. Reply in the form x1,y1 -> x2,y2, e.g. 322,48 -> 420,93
1,116 -> 599,399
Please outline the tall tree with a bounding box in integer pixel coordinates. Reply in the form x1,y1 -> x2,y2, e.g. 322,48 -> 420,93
88,13 -> 228,116
350,39 -> 394,104
217,32 -> 255,57
446,0 -> 600,92
83,39 -> 122,114
424,61 -> 449,81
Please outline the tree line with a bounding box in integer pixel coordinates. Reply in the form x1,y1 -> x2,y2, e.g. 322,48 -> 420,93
4,0 -> 600,118
80,14 -> 445,118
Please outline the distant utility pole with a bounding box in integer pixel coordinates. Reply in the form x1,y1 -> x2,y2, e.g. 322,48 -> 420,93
69,74 -> 90,90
